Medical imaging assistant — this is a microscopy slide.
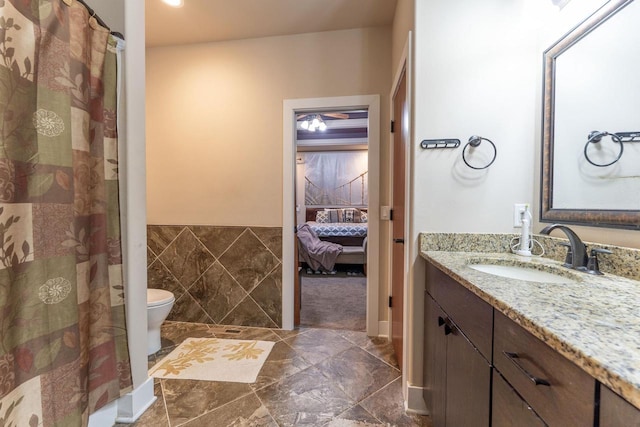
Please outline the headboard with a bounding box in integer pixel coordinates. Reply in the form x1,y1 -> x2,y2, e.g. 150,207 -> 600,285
305,207 -> 367,222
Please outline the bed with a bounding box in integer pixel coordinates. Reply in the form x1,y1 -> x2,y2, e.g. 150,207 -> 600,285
304,207 -> 368,246
298,207 -> 368,274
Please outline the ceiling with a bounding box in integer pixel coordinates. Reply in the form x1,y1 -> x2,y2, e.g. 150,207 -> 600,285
146,0 -> 398,47
296,110 -> 369,151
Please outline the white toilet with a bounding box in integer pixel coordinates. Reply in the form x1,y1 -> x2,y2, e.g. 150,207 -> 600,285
147,288 -> 175,355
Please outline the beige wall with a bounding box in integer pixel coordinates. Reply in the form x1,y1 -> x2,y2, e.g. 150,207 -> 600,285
146,27 -> 391,227
410,0 -> 543,389
391,0 -> 414,73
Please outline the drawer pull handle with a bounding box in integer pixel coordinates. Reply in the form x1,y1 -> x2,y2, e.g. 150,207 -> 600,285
437,316 -> 454,335
503,351 -> 551,387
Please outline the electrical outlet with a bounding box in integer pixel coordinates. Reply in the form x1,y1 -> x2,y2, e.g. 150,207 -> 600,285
513,203 -> 528,227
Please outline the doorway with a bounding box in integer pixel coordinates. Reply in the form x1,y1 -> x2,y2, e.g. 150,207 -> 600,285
295,109 -> 369,331
283,95 -> 381,334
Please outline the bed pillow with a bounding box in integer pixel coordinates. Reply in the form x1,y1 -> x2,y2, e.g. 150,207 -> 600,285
324,209 -> 343,223
360,211 -> 368,223
343,208 -> 363,223
315,210 -> 330,223
343,209 -> 355,223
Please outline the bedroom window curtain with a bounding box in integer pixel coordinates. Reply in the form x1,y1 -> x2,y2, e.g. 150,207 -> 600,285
0,1 -> 132,425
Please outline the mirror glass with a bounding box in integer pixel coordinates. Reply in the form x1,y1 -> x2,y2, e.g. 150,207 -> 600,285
541,0 -> 640,228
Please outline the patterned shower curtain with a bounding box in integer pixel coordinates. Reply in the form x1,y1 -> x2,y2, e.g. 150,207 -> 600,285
0,1 -> 132,426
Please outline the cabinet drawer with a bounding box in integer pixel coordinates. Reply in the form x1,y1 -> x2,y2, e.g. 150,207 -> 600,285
492,371 -> 546,427
600,385 -> 640,427
426,262 -> 493,360
494,311 -> 595,426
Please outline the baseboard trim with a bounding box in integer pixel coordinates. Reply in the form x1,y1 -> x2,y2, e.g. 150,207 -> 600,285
377,320 -> 389,337
406,384 -> 429,415
115,376 -> 157,423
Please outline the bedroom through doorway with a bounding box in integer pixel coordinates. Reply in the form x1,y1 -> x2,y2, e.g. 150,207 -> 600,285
295,109 -> 369,331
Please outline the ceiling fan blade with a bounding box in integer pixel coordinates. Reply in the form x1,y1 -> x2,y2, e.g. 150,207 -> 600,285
323,113 -> 350,119
296,114 -> 310,120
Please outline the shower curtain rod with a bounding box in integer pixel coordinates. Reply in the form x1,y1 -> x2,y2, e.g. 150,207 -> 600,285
74,0 -> 125,40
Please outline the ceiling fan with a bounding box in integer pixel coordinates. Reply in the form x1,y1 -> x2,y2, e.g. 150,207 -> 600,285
296,112 -> 350,132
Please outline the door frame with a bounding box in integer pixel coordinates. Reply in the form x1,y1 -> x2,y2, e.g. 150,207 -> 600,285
388,33 -> 413,398
282,95 -> 381,334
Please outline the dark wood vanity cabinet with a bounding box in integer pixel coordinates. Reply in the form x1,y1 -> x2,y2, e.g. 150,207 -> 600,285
600,385 -> 640,426
423,263 -> 493,427
423,260 -> 609,427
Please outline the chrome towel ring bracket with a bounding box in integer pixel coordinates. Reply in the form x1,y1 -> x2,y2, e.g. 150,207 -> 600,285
584,130 -> 638,167
462,136 -> 497,170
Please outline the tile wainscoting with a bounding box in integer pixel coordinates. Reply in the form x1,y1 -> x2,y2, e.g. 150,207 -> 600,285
147,225 -> 283,328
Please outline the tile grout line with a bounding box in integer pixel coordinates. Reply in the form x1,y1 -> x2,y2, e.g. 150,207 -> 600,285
158,379 -> 172,427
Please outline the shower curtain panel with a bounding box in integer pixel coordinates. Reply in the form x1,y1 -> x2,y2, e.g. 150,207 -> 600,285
0,1 -> 132,426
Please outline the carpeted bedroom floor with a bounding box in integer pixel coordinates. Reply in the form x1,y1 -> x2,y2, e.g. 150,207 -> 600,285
300,274 -> 367,331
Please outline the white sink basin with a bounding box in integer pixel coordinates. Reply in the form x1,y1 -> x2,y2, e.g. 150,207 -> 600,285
468,263 -> 577,284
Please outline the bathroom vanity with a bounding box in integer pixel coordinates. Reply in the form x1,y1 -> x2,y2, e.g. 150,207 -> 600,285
420,234 -> 640,427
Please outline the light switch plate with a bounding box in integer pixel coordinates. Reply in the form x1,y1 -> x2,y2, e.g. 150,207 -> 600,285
380,206 -> 391,220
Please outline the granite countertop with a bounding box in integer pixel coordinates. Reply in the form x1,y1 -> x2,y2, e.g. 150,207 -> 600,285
420,246 -> 640,410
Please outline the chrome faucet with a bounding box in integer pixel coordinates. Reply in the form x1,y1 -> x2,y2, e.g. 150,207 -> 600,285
539,224 -> 588,271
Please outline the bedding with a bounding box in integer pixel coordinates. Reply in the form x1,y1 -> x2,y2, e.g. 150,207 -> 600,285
306,221 -> 368,238
297,223 -> 343,271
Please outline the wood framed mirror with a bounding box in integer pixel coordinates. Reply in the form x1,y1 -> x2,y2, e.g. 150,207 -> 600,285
540,0 -> 640,229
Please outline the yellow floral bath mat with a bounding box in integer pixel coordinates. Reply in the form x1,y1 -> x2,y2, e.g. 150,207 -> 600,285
148,338 -> 274,383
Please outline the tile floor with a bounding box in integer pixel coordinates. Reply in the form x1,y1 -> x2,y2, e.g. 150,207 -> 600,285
120,321 -> 432,427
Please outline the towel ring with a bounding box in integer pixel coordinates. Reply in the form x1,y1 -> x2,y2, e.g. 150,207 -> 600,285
584,131 -> 624,167
462,136 -> 497,170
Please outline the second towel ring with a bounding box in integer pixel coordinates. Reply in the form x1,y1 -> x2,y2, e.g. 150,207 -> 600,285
584,131 -> 624,167
462,136 -> 497,170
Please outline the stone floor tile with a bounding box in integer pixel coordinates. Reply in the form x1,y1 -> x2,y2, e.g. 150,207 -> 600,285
326,404 -> 386,426
272,327 -> 311,340
209,325 -> 281,342
181,393 -> 278,427
161,379 -> 253,426
364,336 -> 399,369
283,328 -> 354,365
334,330 -> 372,348
255,366 -> 355,426
360,378 -> 432,427
251,341 -> 311,391
316,347 -> 400,402
160,321 -> 216,348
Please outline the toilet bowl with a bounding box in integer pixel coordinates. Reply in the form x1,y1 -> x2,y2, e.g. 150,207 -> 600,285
147,288 -> 175,355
